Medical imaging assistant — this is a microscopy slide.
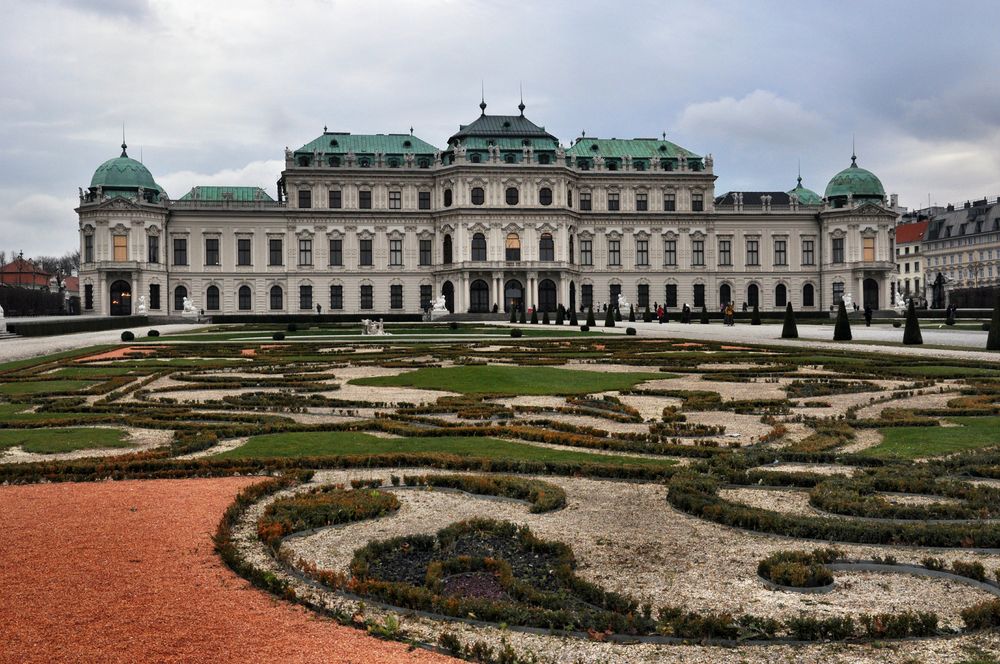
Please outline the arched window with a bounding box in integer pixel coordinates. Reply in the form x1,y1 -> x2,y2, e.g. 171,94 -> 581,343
471,233 -> 487,261
505,187 -> 519,205
359,157 -> 370,167
471,187 -> 485,205
470,153 -> 481,163
505,233 -> 521,261
538,279 -> 557,312
504,153 -> 516,164
802,283 -> 815,307
174,285 -> 187,312
775,284 -> 787,308
270,285 -> 283,310
443,189 -> 453,207
206,285 -> 220,311
388,158 -> 399,168
418,158 -> 429,169
747,284 -> 759,308
607,160 -> 618,171
719,283 -> 731,307
238,285 -> 252,311
539,233 -> 554,261
443,234 -> 453,264
539,187 -> 553,206
569,236 -> 575,264
538,153 -> 550,165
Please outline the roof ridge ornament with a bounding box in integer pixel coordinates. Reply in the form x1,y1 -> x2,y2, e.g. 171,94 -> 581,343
851,134 -> 857,167
518,82 -> 525,116
480,81 -> 487,116
121,123 -> 128,157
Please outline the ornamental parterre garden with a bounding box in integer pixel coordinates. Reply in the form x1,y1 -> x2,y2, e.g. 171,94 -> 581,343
4,323 -> 1000,663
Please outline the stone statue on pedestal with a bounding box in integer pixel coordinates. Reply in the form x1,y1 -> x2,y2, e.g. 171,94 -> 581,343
182,296 -> 198,317
136,295 -> 147,315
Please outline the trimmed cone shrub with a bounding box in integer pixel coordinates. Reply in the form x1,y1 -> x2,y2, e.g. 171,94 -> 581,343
628,305 -> 636,322
988,295 -> 1000,351
700,305 -> 709,324
751,304 -> 761,326
605,306 -> 616,328
147,329 -> 160,337
626,327 -> 637,336
903,298 -> 923,345
120,330 -> 135,342
615,307 -> 622,321
781,302 -> 798,339
509,305 -> 517,323
586,306 -> 596,327
569,309 -> 579,326
644,306 -> 652,323
834,300 -> 852,341
519,306 -> 526,324
555,305 -> 564,325
542,311 -> 550,325
530,309 -> 538,324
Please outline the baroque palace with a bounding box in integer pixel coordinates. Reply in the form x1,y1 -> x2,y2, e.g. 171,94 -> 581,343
77,101 -> 897,317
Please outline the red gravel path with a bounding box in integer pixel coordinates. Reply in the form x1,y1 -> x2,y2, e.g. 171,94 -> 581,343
0,478 -> 454,664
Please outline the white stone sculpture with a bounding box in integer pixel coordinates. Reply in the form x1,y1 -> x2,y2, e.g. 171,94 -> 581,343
361,318 -> 391,336
893,290 -> 908,316
617,292 -> 631,313
136,295 -> 147,315
841,292 -> 853,311
181,296 -> 198,317
0,303 -> 5,334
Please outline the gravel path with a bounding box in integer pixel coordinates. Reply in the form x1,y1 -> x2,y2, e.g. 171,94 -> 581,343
0,323 -> 205,363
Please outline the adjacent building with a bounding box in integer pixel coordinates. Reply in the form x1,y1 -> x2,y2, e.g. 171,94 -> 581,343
894,219 -> 928,305
76,102 -> 898,317
922,198 -> 1000,307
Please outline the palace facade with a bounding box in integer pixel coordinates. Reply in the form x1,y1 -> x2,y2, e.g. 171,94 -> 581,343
77,102 -> 898,317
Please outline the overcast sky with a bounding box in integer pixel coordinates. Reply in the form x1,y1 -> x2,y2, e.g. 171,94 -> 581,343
3,0 -> 1000,257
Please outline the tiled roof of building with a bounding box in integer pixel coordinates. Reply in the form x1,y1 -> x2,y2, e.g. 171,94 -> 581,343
294,132 -> 439,156
895,220 -> 928,245
449,113 -> 556,141
0,257 -> 51,288
566,137 -> 699,160
178,186 -> 274,202
925,200 -> 1000,241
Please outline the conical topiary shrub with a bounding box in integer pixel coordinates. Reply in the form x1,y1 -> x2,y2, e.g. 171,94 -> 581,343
605,305 -> 616,328
555,305 -> 565,325
834,300 -> 852,341
519,306 -> 526,324
700,305 -> 709,324
751,304 -> 761,326
903,298 -> 923,345
542,310 -> 550,325
989,295 -> 1000,351
628,305 -> 636,322
569,308 -> 579,326
509,305 -> 517,324
587,305 -> 596,327
615,307 -> 622,322
781,302 -> 798,339
530,308 -> 538,324
644,305 -> 652,323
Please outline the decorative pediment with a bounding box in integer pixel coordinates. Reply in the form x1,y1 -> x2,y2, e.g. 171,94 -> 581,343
96,197 -> 142,211
417,229 -> 434,239
145,225 -> 161,236
386,229 -> 404,240
501,177 -> 524,187
295,228 -> 315,239
111,223 -> 129,234
831,228 -> 847,239
326,229 -> 344,239
689,230 -> 706,239
578,230 -> 594,239
537,222 -> 558,233
440,223 -> 456,234
466,176 -> 489,187
662,229 -> 678,239
535,177 -> 556,187
633,229 -> 651,239
606,229 -> 622,240
357,229 -> 374,240
501,222 -> 523,233
467,221 -> 489,233
860,226 -> 878,237
82,223 -> 96,233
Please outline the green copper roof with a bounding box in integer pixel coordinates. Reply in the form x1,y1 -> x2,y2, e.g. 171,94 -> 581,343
295,132 -> 439,155
460,136 -> 559,150
449,112 -> 556,142
566,137 -> 700,160
788,176 -> 822,205
824,156 -> 885,200
90,143 -> 163,193
178,186 -> 274,202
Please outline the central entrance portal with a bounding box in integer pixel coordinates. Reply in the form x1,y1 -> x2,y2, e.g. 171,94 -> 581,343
504,279 -> 523,313
109,280 -> 132,316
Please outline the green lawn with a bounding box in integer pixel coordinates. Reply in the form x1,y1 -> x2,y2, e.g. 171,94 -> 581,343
42,366 -> 140,379
350,365 -> 666,395
0,380 -> 98,396
866,416 -> 1000,459
0,427 -> 131,454
221,431 -> 676,468
0,404 -> 106,423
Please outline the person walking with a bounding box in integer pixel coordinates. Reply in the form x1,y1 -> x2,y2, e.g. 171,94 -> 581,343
864,303 -> 872,327
724,301 -> 735,326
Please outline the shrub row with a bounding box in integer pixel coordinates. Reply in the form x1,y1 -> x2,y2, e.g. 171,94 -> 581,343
399,473 -> 566,513
258,485 -> 400,549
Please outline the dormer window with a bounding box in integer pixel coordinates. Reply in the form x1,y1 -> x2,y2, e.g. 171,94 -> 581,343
634,161 -> 646,171
418,158 -> 429,168
403,140 -> 412,148
658,145 -> 667,152
522,139 -> 531,146
502,121 -> 511,128
359,157 -> 371,167
504,153 -> 516,164
328,156 -> 341,167
471,153 -> 481,163
388,158 -> 399,168
538,153 -> 550,164
590,144 -> 599,152
607,161 -> 618,171
330,139 -> 339,147
297,156 -> 310,167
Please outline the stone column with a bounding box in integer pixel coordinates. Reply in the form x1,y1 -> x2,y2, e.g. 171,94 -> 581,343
857,276 -> 864,309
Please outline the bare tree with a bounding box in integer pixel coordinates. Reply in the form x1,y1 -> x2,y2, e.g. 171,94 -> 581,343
61,250 -> 80,274
0,250 -> 6,267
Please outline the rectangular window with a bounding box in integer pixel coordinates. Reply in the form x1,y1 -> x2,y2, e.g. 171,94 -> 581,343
298,239 -> 312,265
580,192 -> 592,211
359,190 -> 372,209
664,239 -> 677,266
863,237 -> 875,262
718,239 -> 731,266
692,193 -> 704,212
329,190 -> 342,208
580,239 -> 593,266
581,284 -> 593,309
84,284 -> 93,310
268,238 -> 283,266
149,284 -> 160,310
833,281 -> 845,304
205,238 -> 220,266
567,190 -> 573,207
665,283 -> 677,308
390,284 -> 403,309
607,192 -> 620,211
418,191 -> 431,210
832,237 -> 845,263
692,239 -> 705,266
360,284 -> 373,309
802,239 -> 815,265
774,239 -> 787,266
389,239 -> 403,266
299,284 -> 313,309
84,234 -> 94,263
359,238 -> 373,266
173,238 -> 187,265
636,192 -> 648,211
664,193 -> 676,211
146,235 -> 159,264
237,238 -> 251,266
298,189 -> 311,209
420,284 -> 432,311
330,284 -> 343,309
389,190 -> 401,210
419,239 -> 432,266
694,283 -> 705,308
636,238 -> 649,266
329,238 -> 343,266
746,239 -> 760,266
113,234 -> 127,262
608,239 -> 621,266
638,283 -> 649,308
